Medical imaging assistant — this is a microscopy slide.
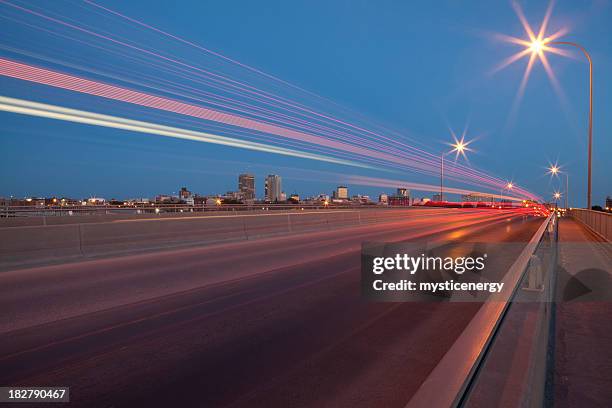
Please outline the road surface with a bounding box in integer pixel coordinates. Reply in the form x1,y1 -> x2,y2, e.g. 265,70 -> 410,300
0,209 -> 545,407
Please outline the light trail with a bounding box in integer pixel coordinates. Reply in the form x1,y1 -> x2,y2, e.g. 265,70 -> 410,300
0,57 -> 424,169
0,57 -> 536,198
0,1 -> 531,195
345,175 -> 524,202
0,56 -> 520,191
0,2 -> 542,201
0,95 -> 369,169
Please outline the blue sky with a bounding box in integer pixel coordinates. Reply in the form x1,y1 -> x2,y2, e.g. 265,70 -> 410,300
0,0 -> 610,206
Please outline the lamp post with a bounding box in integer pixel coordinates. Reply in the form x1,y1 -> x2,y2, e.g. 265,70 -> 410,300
565,173 -> 569,209
553,191 -> 562,210
500,182 -> 513,204
440,138 -> 469,202
525,38 -> 594,209
549,41 -> 592,209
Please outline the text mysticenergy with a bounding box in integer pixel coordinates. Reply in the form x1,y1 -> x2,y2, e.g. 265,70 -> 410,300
372,280 -> 505,293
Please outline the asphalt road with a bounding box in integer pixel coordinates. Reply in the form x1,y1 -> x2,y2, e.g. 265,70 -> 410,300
0,209 -> 545,407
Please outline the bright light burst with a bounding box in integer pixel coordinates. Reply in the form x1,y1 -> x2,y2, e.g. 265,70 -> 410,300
546,162 -> 562,177
447,128 -> 473,161
495,1 -> 572,106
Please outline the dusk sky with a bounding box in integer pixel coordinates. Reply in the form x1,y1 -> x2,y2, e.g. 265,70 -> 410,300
1,0 -> 610,206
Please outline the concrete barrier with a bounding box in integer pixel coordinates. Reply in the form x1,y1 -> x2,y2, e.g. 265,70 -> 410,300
0,224 -> 82,263
568,209 -> 611,241
0,209 -> 431,268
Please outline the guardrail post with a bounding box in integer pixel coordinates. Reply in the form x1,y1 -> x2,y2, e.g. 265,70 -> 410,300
523,254 -> 543,291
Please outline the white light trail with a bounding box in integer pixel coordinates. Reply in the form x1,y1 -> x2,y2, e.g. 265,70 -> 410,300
0,96 -> 370,169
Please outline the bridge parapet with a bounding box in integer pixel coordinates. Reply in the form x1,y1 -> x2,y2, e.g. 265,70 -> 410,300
568,208 -> 611,241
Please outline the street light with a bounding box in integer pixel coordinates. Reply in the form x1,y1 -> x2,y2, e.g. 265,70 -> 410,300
440,137 -> 470,202
500,182 -> 513,204
547,164 -> 569,209
553,191 -> 562,209
530,38 -> 593,209
499,3 -> 595,209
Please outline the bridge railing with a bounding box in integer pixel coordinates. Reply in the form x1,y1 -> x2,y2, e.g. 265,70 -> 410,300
406,213 -> 557,408
568,208 -> 611,241
0,203 -> 367,218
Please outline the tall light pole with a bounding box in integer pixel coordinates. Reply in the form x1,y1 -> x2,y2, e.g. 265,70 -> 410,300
521,36 -> 594,209
440,138 -> 469,202
548,41 -> 593,210
500,182 -> 513,203
565,173 -> 569,209
554,191 -> 562,209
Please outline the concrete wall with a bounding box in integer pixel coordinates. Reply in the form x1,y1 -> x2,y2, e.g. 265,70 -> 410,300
0,209 -> 427,269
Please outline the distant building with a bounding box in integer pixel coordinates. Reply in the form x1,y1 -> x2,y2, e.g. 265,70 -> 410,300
379,194 -> 389,205
280,191 -> 287,202
387,188 -> 411,206
606,196 -> 612,210
87,197 -> 106,205
432,193 -> 442,202
413,197 -> 431,206
155,195 -> 182,204
352,195 -> 372,204
179,187 -> 192,200
289,193 -> 300,203
461,193 -> 491,202
194,195 -> 207,206
238,174 -> 255,201
265,174 -> 282,202
333,186 -> 348,200
24,197 -> 45,207
388,196 -> 410,206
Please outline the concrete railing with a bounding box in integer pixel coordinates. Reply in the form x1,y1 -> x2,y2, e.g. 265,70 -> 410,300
0,208 -> 438,269
406,213 -> 555,408
568,208 -> 611,241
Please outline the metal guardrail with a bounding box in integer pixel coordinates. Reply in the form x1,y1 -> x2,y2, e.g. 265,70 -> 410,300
0,203 -> 371,217
406,213 -> 556,408
568,208 -> 611,241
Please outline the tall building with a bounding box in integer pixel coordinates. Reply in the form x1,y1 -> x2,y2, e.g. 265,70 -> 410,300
334,186 -> 348,200
179,187 -> 192,200
397,188 -> 408,197
238,174 -> 255,201
265,174 -> 282,202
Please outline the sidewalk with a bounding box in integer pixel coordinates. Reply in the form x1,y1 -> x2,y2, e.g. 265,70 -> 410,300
554,217 -> 612,407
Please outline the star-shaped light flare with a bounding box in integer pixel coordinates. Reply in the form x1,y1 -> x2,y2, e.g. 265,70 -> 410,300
494,1 -> 573,105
